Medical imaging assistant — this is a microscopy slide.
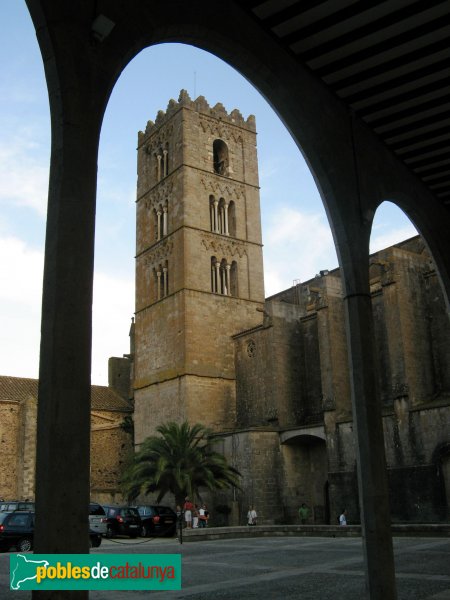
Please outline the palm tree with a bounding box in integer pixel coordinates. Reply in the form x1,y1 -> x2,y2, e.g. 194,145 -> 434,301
121,421 -> 241,506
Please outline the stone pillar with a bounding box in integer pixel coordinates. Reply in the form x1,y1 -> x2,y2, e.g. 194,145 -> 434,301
163,149 -> 168,177
214,200 -> 219,233
211,264 -> 216,293
225,264 -> 231,295
157,154 -> 162,181
163,266 -> 168,297
34,113 -> 99,571
224,202 -> 229,235
340,240 -> 397,600
157,270 -> 162,300
215,262 -> 221,294
163,206 -> 168,237
157,210 -> 162,241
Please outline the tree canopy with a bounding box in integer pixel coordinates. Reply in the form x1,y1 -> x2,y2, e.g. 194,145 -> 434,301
121,421 -> 241,506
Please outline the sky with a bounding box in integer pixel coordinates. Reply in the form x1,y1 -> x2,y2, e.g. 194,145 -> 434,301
0,2 -> 418,385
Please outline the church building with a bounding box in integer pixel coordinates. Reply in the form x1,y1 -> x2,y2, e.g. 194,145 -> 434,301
132,91 -> 450,525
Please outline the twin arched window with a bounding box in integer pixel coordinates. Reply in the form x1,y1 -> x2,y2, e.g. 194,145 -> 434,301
154,202 -> 168,241
209,196 -> 235,236
211,257 -> 237,296
155,144 -> 169,182
154,262 -> 169,301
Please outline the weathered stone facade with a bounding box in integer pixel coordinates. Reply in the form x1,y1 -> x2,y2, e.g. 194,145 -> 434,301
133,90 -> 265,444
133,93 -> 450,526
0,371 -> 133,503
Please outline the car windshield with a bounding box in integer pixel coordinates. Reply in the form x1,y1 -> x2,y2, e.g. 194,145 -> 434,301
89,504 -> 105,516
122,508 -> 139,517
157,507 -> 174,515
137,507 -> 155,516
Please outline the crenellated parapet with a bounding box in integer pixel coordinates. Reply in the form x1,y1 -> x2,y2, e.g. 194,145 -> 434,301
138,89 -> 256,144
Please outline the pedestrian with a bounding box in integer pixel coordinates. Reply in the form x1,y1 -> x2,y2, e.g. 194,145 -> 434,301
198,504 -> 209,527
247,506 -> 257,526
339,509 -> 347,526
183,496 -> 194,528
192,504 -> 199,528
298,503 -> 310,524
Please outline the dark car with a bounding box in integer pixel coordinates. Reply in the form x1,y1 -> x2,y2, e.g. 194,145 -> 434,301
102,505 -> 141,538
0,501 -> 35,513
135,505 -> 177,537
0,511 -> 102,552
0,510 -> 34,552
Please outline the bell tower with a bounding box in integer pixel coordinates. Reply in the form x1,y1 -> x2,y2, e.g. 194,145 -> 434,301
133,90 -> 265,444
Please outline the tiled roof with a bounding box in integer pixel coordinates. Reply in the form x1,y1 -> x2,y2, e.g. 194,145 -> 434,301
0,376 -> 132,412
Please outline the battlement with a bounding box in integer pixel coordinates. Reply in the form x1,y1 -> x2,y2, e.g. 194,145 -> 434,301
138,89 -> 256,143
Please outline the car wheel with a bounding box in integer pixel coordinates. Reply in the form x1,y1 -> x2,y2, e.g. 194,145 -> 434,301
90,536 -> 102,548
106,526 -> 114,538
17,538 -> 33,552
130,533 -> 138,539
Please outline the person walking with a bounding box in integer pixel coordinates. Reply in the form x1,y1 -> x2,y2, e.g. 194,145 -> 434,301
247,506 -> 257,526
298,503 -> 310,524
339,509 -> 347,526
183,496 -> 194,528
198,504 -> 209,527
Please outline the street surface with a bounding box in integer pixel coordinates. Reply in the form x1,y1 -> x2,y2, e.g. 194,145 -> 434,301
1,535 -> 449,599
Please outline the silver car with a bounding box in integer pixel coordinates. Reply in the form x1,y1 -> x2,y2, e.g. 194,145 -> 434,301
89,503 -> 107,535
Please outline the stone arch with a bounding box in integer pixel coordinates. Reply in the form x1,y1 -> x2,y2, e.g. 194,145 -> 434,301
280,432 -> 328,524
213,139 -> 228,176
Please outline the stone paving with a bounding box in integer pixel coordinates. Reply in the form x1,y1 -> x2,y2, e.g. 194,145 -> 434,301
1,534 -> 449,599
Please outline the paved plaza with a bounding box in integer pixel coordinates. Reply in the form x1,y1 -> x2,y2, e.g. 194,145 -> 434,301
1,535 -> 449,599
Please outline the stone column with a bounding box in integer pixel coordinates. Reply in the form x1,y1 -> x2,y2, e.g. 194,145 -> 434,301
224,202 -> 229,235
163,266 -> 168,297
339,235 -> 397,600
163,206 -> 168,237
211,265 -> 216,293
157,270 -> 162,300
215,262 -> 221,294
214,200 -> 219,233
157,210 -> 162,241
163,149 -> 168,177
157,154 -> 162,181
225,263 -> 231,295
34,113 -> 99,569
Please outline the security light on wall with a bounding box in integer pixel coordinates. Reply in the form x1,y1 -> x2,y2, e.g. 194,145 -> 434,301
91,14 -> 115,43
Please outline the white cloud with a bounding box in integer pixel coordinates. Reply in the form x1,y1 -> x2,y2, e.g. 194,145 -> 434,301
370,225 -> 418,255
0,133 -> 49,216
0,235 -> 43,378
0,232 -> 134,385
262,206 -> 338,297
92,272 -> 135,385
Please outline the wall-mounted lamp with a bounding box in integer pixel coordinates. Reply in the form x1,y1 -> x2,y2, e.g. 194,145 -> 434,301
91,14 -> 115,43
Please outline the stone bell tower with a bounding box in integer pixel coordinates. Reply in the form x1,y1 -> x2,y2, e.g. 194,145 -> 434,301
133,90 -> 265,445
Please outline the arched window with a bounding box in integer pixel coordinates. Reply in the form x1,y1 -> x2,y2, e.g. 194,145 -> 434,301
228,201 -> 236,237
155,143 -> 169,182
230,260 -> 238,296
211,257 -> 236,296
210,196 -> 233,236
154,201 -> 168,241
154,261 -> 169,300
213,139 -> 228,176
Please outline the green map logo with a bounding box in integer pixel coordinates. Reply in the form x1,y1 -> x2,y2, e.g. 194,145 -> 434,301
10,554 -> 181,590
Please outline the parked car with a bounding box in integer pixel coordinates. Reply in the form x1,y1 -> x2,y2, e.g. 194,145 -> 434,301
0,511 -> 102,552
89,503 -> 107,535
0,501 -> 35,513
102,505 -> 141,538
135,505 -> 177,537
0,510 -> 34,552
